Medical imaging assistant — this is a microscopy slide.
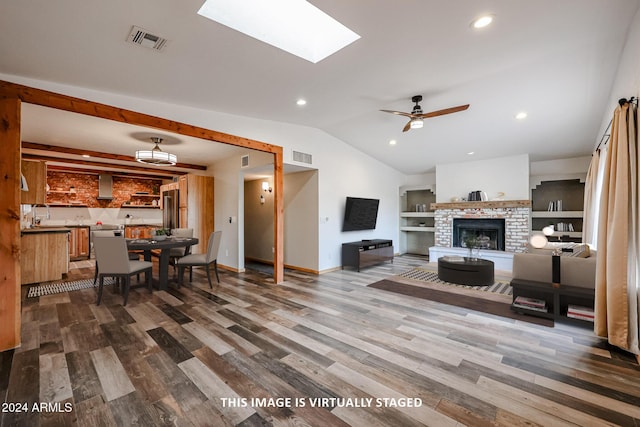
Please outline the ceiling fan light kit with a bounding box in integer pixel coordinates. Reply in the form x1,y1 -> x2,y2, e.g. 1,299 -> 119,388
380,95 -> 470,132
410,118 -> 424,129
135,137 -> 177,166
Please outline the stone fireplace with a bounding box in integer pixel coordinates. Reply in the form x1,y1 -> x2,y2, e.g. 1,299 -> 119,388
429,200 -> 531,270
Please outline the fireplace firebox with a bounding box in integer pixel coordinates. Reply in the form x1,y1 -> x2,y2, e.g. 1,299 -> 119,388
452,218 -> 505,251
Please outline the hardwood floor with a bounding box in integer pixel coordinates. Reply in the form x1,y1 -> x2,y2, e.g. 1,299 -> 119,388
2,255 -> 639,426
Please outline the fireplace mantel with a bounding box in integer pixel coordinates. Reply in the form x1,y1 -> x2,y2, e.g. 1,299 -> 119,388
431,200 -> 531,210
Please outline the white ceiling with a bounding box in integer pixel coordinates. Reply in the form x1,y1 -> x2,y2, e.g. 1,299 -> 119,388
1,0 -> 638,175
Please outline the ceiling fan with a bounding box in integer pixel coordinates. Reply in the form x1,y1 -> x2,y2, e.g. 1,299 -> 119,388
380,95 -> 470,132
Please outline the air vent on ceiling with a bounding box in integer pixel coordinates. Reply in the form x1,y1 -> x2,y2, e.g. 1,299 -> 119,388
126,26 -> 168,51
241,155 -> 249,168
293,150 -> 312,165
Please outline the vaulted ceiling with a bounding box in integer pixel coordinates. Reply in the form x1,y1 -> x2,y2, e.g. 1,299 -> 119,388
1,0 -> 638,174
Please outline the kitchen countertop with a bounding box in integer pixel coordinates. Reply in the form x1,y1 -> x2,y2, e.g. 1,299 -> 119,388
21,227 -> 72,235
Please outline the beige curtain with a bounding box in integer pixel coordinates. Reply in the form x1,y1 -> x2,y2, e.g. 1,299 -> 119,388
582,150 -> 600,246
594,101 -> 640,357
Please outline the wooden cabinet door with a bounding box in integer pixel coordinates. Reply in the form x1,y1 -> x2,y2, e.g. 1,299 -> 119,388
22,232 -> 69,284
179,175 -> 188,208
68,228 -> 79,259
185,175 -> 214,254
179,207 -> 188,229
77,227 -> 90,257
21,160 -> 47,205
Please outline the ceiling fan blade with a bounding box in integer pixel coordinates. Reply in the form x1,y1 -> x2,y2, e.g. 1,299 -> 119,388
402,120 -> 412,132
418,104 -> 470,119
380,109 -> 414,118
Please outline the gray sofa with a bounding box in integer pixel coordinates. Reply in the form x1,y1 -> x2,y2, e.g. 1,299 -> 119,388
511,245 -> 596,289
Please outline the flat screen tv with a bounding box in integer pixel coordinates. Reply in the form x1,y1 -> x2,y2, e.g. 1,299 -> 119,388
342,197 -> 380,231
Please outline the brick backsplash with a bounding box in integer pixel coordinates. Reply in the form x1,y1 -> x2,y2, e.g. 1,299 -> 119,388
46,171 -> 162,208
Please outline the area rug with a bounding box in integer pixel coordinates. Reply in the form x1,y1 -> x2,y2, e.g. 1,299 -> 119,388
369,268 -> 553,327
27,278 -> 115,298
399,267 -> 513,295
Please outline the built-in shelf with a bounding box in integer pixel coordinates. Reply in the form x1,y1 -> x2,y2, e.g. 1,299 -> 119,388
47,203 -> 87,207
531,179 -> 585,243
400,187 -> 436,256
547,231 -> 582,238
531,211 -> 583,218
400,226 -> 436,232
130,194 -> 160,198
47,190 -> 77,195
400,212 -> 435,218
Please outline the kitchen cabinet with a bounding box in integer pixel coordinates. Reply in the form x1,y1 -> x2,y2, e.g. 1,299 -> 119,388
21,229 -> 69,284
180,174 -> 214,254
69,226 -> 90,260
179,175 -> 188,208
21,160 -> 47,205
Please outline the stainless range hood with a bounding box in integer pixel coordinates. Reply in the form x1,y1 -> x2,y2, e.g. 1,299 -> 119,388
97,174 -> 113,200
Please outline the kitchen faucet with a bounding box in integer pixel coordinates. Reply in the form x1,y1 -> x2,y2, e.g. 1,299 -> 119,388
32,204 -> 50,227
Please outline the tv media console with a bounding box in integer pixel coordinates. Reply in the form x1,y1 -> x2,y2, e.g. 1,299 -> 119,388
342,239 -> 393,271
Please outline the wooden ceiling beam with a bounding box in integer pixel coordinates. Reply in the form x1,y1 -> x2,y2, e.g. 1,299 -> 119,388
22,141 -> 207,171
45,164 -> 174,181
1,80 -> 279,154
21,153 -> 184,178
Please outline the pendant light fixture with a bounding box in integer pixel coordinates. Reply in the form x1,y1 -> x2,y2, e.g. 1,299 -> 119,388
135,137 -> 177,166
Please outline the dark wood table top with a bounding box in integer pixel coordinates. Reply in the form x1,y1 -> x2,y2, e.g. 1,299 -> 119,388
126,237 -> 198,250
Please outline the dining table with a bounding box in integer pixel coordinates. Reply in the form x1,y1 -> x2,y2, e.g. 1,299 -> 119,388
126,236 -> 199,290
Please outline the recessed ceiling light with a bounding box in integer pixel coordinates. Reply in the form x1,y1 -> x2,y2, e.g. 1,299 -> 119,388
515,112 -> 528,120
82,154 -> 90,158
467,151 -> 475,155
471,14 -> 494,29
296,99 -> 307,106
198,0 -> 360,63
389,139 -> 397,146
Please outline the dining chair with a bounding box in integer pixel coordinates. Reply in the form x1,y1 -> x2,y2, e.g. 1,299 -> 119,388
92,230 -> 140,285
169,228 -> 194,275
93,236 -> 153,306
176,230 -> 222,289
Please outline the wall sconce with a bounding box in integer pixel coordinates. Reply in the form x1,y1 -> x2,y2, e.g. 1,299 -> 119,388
262,181 -> 272,192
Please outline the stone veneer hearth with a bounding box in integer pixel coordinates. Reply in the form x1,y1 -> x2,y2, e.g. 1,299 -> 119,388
431,200 -> 531,253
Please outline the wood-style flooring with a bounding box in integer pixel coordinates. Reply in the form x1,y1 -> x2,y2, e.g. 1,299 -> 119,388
1,255 -> 639,426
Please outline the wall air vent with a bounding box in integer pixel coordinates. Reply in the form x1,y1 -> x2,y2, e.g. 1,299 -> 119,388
241,155 -> 249,168
293,150 -> 312,165
126,26 -> 168,51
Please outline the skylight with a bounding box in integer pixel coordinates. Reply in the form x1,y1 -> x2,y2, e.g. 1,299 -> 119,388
197,0 -> 361,63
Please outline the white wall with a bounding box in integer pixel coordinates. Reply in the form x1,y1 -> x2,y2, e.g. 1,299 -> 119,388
596,6 -> 640,148
435,154 -> 530,202
211,149 -> 275,271
283,170 -> 319,271
2,74 -> 406,273
244,178 -> 274,263
244,170 -> 320,271
529,156 -> 590,189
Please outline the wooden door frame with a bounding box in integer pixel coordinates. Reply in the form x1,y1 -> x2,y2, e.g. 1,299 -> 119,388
0,80 -> 284,349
